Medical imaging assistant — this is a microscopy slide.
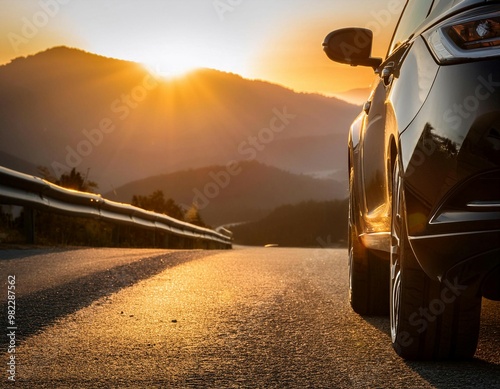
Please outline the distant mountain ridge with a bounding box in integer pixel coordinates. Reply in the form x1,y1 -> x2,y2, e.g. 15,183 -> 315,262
107,161 -> 346,226
0,46 -> 358,193
334,88 -> 371,105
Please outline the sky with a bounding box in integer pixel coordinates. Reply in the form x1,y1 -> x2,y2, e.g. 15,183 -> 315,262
0,0 -> 404,96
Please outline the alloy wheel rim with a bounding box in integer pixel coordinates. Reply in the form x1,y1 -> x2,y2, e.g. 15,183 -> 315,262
390,164 -> 402,344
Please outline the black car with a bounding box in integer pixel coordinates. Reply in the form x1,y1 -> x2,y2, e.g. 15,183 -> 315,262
323,0 -> 500,360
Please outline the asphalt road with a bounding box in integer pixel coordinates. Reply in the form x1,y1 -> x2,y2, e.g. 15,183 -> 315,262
1,247 -> 499,388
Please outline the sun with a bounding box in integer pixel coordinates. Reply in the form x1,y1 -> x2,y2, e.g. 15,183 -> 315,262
141,59 -> 199,79
138,48 -> 204,79
135,42 -> 250,81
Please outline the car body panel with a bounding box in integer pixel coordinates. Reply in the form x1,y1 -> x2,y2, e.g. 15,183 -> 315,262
399,57 -> 500,280
347,0 -> 500,288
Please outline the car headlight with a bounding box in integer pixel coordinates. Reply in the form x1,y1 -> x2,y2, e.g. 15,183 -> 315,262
424,9 -> 500,64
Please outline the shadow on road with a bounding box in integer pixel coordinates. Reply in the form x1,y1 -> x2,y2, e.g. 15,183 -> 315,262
1,250 -> 212,349
0,246 -> 80,261
362,304 -> 500,388
405,359 -> 500,388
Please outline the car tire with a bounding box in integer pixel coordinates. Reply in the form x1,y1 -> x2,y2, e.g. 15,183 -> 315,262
348,167 -> 389,316
390,158 -> 482,360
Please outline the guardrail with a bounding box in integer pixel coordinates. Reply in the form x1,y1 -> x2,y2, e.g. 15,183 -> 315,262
0,166 -> 232,249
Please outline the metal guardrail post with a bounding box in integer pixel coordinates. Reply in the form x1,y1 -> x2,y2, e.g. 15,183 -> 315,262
112,225 -> 121,247
23,206 -> 35,244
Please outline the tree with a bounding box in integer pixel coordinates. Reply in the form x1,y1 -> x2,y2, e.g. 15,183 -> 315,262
38,166 -> 98,193
56,168 -> 98,192
37,166 -> 57,184
184,203 -> 208,228
131,190 -> 185,220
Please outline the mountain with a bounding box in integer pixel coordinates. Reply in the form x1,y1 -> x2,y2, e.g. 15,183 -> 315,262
0,151 -> 38,176
230,199 -> 349,247
106,161 -> 346,226
0,46 -> 358,193
334,88 -> 371,105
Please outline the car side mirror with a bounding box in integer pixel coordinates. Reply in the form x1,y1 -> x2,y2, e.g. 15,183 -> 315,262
323,28 -> 382,71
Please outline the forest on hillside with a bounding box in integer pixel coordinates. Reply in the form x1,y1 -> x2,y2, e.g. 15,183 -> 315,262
230,200 -> 348,247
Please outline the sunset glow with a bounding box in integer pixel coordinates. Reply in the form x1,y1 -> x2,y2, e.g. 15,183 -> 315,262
0,0 -> 401,95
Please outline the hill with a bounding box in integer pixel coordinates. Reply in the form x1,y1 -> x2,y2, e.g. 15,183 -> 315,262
106,161 -> 346,226
0,46 -> 358,193
230,199 -> 349,247
334,88 -> 371,105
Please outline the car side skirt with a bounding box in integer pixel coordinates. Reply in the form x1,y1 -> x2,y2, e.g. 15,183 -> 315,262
361,232 -> 391,255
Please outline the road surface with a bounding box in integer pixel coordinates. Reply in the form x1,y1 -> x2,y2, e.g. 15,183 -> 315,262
1,247 -> 499,388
